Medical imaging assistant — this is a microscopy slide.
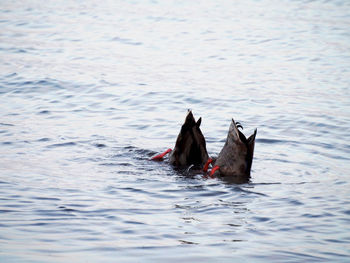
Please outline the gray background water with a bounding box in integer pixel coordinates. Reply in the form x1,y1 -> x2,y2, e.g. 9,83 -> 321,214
1,0 -> 350,262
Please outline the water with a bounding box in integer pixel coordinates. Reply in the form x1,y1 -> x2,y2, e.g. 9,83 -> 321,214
1,0 -> 350,262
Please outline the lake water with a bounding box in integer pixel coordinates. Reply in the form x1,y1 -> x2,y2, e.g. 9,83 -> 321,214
1,0 -> 350,262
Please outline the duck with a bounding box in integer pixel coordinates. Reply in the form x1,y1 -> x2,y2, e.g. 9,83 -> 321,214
208,119 -> 257,182
152,110 -> 209,167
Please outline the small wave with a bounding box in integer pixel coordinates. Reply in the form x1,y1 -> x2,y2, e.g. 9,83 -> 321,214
110,36 -> 142,46
342,210 -> 350,215
1,77 -> 83,95
101,162 -> 132,167
123,220 -> 146,225
0,123 -> 14,127
37,138 -> 51,142
99,162 -> 120,166
4,73 -> 17,78
256,138 -> 291,144
32,196 -> 60,201
58,206 -> 78,213
252,216 -> 271,222
37,110 -> 50,115
179,240 -> 199,245
0,209 -> 17,213
237,188 -> 268,196
94,143 -> 106,148
46,142 -> 77,148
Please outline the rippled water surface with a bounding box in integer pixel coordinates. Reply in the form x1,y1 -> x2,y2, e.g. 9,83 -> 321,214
1,0 -> 350,262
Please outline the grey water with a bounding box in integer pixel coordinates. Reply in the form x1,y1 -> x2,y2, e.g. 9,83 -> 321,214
1,0 -> 350,262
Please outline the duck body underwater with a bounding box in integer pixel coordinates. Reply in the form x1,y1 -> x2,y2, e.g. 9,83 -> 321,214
209,119 -> 257,182
169,110 -> 209,167
151,110 -> 257,182
151,110 -> 209,166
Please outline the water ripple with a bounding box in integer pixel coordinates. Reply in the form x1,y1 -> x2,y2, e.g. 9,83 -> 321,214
46,142 -> 77,148
0,0 -> 349,262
